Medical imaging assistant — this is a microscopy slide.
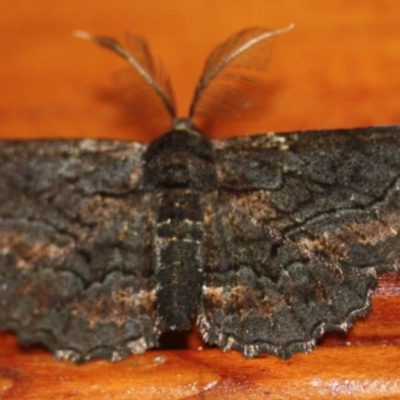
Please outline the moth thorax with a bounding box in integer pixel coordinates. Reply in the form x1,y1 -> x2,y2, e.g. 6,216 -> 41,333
142,128 -> 217,190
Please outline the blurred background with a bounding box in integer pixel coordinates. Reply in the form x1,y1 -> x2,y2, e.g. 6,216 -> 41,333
1,0 -> 399,141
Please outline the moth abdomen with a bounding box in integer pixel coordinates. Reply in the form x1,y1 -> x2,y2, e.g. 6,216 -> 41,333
154,189 -> 206,331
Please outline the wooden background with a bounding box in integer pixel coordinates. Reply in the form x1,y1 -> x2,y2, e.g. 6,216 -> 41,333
0,1 -> 400,398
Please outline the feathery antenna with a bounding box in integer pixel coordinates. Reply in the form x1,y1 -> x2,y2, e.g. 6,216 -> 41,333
74,30 -> 176,120
189,24 -> 294,123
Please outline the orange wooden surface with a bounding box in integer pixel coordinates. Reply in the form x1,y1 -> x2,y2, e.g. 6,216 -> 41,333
1,1 -> 400,399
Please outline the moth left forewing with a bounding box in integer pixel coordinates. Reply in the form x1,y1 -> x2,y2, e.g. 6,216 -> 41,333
200,126 -> 400,358
0,140 -> 160,362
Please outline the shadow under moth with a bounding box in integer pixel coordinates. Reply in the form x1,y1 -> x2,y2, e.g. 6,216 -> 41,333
0,25 -> 399,362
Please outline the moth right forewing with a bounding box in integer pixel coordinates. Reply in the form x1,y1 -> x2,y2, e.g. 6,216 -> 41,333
199,132 -> 385,358
212,126 -> 400,273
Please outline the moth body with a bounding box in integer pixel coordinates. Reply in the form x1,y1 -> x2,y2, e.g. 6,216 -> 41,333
142,120 -> 217,331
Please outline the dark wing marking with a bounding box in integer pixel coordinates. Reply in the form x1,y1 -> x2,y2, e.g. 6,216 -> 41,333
0,140 -> 157,362
199,126 -> 400,358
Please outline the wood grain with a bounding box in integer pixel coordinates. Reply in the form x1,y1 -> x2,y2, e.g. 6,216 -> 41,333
0,1 -> 399,398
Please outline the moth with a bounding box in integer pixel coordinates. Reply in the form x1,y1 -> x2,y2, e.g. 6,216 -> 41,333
0,25 -> 399,363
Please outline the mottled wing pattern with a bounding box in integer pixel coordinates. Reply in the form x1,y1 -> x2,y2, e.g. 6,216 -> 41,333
0,139 -> 156,362
200,126 -> 400,358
